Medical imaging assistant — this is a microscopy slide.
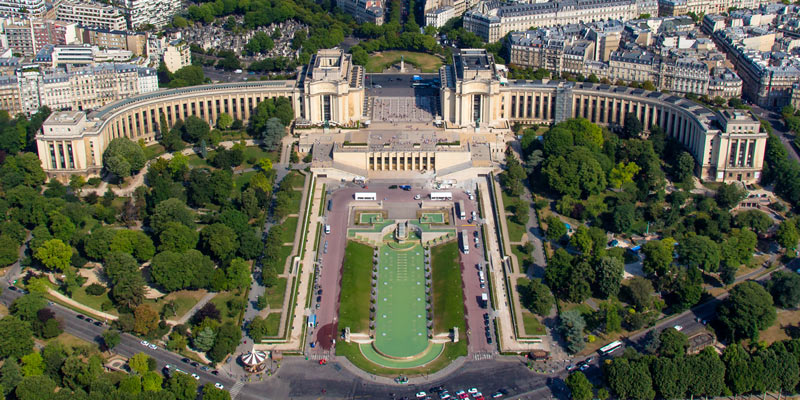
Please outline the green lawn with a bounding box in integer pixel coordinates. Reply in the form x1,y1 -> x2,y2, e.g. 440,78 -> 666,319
264,313 -> 282,336
70,286 -> 118,316
431,241 -> 466,335
284,171 -> 306,189
365,50 -> 444,73
144,143 -> 166,160
512,244 -> 531,273
243,147 -> 279,164
234,171 -> 256,189
336,340 -> 466,376
287,190 -> 302,214
339,241 -> 374,333
146,290 -> 210,320
211,291 -> 247,325
501,192 -> 516,212
264,277 -> 287,309
507,219 -> 526,243
278,217 -> 298,243
187,153 -> 212,168
521,311 -> 546,336
373,243 -> 428,358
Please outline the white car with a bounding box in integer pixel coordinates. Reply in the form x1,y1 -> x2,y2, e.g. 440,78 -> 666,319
214,383 -> 224,389
148,344 -> 158,350
673,325 -> 683,331
416,392 -> 427,398
471,211 -> 476,219
468,388 -> 479,394
140,340 -> 149,346
191,373 -> 200,380
414,194 -> 421,200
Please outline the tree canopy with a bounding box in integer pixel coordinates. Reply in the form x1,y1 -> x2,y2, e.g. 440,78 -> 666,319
103,138 -> 145,178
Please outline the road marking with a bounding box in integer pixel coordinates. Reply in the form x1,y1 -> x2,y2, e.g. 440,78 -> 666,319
459,225 -> 476,227
229,381 -> 245,399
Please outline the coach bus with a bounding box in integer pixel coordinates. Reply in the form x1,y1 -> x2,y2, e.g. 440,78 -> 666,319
430,192 -> 453,201
461,230 -> 469,254
598,340 -> 623,356
354,192 -> 377,201
457,200 -> 466,219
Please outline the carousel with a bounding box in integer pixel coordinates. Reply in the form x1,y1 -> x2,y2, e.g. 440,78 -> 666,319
240,346 -> 268,373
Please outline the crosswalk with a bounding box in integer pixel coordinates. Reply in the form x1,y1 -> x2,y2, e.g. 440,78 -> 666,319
229,381 -> 245,399
473,352 -> 495,361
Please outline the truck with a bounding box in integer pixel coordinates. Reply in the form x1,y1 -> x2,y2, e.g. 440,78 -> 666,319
481,293 -> 489,308
457,200 -> 466,219
461,231 -> 469,254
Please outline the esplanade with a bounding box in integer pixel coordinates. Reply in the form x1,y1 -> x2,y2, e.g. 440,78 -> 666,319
37,48 -> 766,184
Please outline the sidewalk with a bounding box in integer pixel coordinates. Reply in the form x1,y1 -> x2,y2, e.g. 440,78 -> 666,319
48,288 -> 118,321
169,292 -> 216,325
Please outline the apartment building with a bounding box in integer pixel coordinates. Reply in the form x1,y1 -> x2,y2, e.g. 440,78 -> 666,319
56,1 -> 127,31
114,0 -> 182,29
335,0 -> 384,25
0,0 -> 46,17
659,0 -> 771,16
1,18 -> 77,56
77,27 -> 147,56
0,63 -> 157,115
163,40 -> 189,73
713,24 -> 800,108
463,0 -> 657,42
425,6 -> 455,28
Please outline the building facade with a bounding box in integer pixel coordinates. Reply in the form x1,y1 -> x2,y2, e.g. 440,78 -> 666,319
76,27 -> 147,56
163,40 -> 190,73
463,0 -> 657,42
335,0 -> 384,25
56,1 -> 127,31
113,0 -> 182,29
440,49 -> 766,182
1,18 -> 77,56
0,0 -> 45,17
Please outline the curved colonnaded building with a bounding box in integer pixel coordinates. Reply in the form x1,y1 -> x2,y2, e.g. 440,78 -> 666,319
37,48 -> 766,183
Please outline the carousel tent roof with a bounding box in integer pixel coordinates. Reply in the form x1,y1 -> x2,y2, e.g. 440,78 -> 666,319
241,348 -> 267,366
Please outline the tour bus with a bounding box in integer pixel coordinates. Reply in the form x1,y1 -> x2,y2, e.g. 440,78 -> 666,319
598,340 -> 624,356
457,200 -> 466,219
430,192 -> 453,201
461,231 -> 469,254
354,192 -> 377,201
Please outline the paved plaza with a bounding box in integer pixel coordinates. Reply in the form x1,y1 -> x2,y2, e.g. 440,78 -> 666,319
372,96 -> 440,122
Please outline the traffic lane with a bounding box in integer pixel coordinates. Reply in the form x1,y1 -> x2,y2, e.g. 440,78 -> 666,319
1,289 -> 234,390
458,225 -> 492,352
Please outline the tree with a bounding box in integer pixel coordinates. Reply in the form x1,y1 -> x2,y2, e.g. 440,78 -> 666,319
151,249 -> 214,291
193,327 -> 216,352
119,374 -> 142,394
608,161 -> 641,189
166,373 -> 197,400
48,212 -> 75,242
545,216 -> 566,242
134,304 -> 159,336
33,239 -> 72,271
678,235 -> 720,272
595,256 -> 624,299
158,222 -> 199,252
20,352 -> 43,377
207,323 -> 240,362
150,198 -> 196,233
767,270 -> 800,309
248,316 -> 270,342
102,330 -> 120,352
605,356 -> 655,400
216,113 -> 233,130
110,230 -> 155,262
642,238 -> 675,276
610,202 -> 635,233
559,309 -> 586,354
182,116 -> 210,143
201,223 -> 238,261
674,152 -> 696,183
622,112 -> 643,139
1,359 -> 22,397
625,276 -> 655,310
718,281 -> 776,341
257,117 -> 285,150
142,371 -> 163,392
103,138 -> 145,178
776,219 -> 799,250
518,278 -> 554,316
129,352 -> 153,375
566,372 -> 593,400
651,357 -> 687,399
658,327 -> 688,357
716,183 -> 746,209
203,384 -> 232,400
15,375 -> 56,400
0,235 -> 20,266
103,252 -> 139,284
734,209 -> 772,235
0,316 -> 34,359
226,258 -> 251,291
10,293 -> 46,322
83,228 -> 116,260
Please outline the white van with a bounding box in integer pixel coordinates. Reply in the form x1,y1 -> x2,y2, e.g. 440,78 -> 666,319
478,271 -> 485,283
324,224 -> 331,234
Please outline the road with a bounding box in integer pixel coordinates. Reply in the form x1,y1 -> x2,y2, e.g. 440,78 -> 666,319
750,104 -> 800,162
